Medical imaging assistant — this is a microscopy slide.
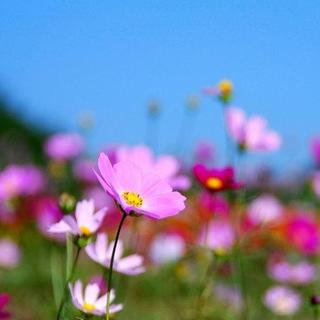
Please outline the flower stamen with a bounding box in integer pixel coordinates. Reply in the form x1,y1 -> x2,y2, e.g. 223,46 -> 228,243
122,192 -> 143,208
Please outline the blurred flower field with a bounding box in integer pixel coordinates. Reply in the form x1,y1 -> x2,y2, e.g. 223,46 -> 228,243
1,80 -> 320,320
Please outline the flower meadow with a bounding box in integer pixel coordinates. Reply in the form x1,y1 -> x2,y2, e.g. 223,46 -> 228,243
1,80 -> 320,320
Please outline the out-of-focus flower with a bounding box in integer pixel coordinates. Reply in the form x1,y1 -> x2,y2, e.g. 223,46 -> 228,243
214,284 -> 243,311
199,220 -> 235,255
44,133 -> 83,161
85,233 -> 145,275
312,171 -> 320,197
311,137 -> 320,166
194,141 -> 215,164
268,256 -> 316,285
193,164 -> 242,192
0,165 -> 44,201
149,233 -> 185,265
69,280 -> 122,316
0,239 -> 21,268
263,286 -> 301,315
225,107 -> 281,152
95,153 -> 186,219
116,145 -> 191,191
196,192 -> 229,222
0,294 -> 11,319
73,159 -> 97,184
286,214 -> 320,255
48,199 -> 106,237
247,194 -> 283,225
204,79 -> 233,104
32,196 -> 64,240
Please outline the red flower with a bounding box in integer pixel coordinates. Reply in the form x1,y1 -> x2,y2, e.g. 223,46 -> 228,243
193,164 -> 243,192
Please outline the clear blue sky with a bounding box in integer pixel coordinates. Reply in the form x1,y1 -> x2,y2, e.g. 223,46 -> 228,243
1,1 -> 319,169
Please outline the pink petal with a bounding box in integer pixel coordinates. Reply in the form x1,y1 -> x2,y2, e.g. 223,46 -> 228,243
48,216 -> 78,235
142,192 -> 186,219
113,161 -> 143,193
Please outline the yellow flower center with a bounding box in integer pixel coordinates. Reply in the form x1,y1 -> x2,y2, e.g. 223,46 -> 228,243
218,80 -> 233,96
83,302 -> 96,312
79,226 -> 92,236
122,192 -> 143,208
206,177 -> 223,190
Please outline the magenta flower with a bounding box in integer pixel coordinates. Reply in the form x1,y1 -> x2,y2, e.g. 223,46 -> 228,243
0,165 -> 44,201
48,199 -> 106,237
286,214 -> 320,255
44,133 -> 83,161
247,194 -> 283,225
85,233 -> 145,275
95,153 -> 186,219
193,164 -> 242,192
311,137 -> 320,166
199,220 -> 235,255
149,233 -> 186,265
116,145 -> 191,191
0,239 -> 21,268
263,286 -> 301,315
69,280 -> 122,316
225,107 -> 281,152
0,294 -> 10,319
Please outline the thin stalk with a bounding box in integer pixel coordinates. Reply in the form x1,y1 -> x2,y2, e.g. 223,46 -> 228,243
66,234 -> 73,279
56,246 -> 81,320
106,210 -> 127,320
314,306 -> 319,320
195,253 -> 216,318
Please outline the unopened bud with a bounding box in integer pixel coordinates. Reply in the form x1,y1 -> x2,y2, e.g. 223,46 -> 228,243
59,193 -> 76,214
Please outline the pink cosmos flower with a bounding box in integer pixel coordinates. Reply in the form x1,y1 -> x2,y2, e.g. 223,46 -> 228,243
0,294 -> 10,319
95,153 -> 186,219
149,233 -> 186,265
193,164 -> 242,192
0,165 -> 44,201
48,199 -> 106,237
311,137 -> 320,166
69,280 -> 122,316
263,286 -> 301,315
225,107 -> 281,152
199,220 -> 235,254
44,133 -> 83,161
286,214 -> 320,255
85,233 -> 145,275
116,145 -> 191,191
73,159 -> 97,183
268,257 -> 316,285
247,194 -> 283,225
0,239 -> 21,268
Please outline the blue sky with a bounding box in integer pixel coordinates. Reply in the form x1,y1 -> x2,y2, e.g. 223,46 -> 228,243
0,1 -> 319,169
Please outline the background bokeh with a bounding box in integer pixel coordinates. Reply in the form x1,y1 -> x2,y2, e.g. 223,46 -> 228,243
1,1 -> 319,166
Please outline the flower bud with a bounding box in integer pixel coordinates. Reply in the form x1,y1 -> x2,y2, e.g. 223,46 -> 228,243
59,193 -> 76,214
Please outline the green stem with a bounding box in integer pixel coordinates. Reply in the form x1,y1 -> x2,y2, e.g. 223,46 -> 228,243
314,306 -> 319,320
66,233 -> 73,279
56,246 -> 81,320
106,210 -> 127,320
